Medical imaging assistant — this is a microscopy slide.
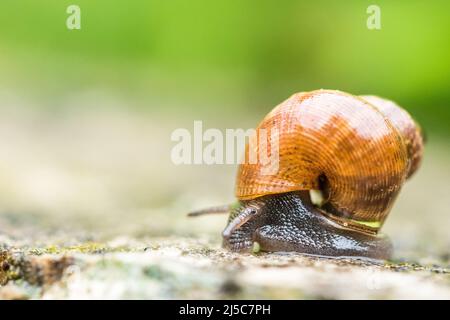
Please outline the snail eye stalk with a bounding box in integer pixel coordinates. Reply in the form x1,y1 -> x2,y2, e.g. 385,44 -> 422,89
222,206 -> 259,239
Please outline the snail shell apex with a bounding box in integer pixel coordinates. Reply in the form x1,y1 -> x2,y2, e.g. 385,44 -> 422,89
236,90 -> 423,233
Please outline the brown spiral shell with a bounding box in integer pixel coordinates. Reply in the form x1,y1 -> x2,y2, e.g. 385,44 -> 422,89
235,90 -> 423,233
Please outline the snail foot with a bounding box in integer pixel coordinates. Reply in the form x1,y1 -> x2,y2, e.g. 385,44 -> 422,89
223,192 -> 392,260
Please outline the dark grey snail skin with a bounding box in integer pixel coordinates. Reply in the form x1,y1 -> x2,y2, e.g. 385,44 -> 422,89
222,191 -> 393,260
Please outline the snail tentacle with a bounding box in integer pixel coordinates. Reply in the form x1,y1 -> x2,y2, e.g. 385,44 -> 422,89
187,205 -> 231,217
222,205 -> 261,239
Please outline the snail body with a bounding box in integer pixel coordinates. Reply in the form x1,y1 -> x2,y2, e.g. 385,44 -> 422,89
190,90 -> 424,260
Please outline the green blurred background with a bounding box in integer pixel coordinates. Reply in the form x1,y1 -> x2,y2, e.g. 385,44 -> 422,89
0,1 -> 448,253
0,0 -> 449,132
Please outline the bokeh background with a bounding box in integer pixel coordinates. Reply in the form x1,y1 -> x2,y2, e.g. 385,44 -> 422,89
0,1 -> 448,258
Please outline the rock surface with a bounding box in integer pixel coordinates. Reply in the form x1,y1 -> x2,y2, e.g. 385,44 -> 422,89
0,236 -> 449,299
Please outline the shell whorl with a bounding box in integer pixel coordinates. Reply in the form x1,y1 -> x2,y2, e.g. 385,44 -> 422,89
235,90 -> 421,232
361,95 -> 424,179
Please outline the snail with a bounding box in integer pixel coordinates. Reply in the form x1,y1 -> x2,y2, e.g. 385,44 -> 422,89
189,90 -> 424,260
